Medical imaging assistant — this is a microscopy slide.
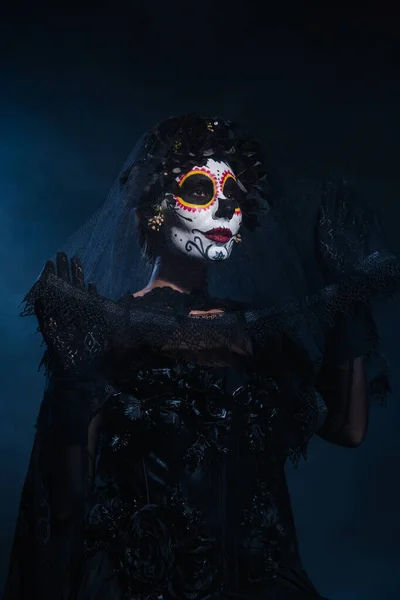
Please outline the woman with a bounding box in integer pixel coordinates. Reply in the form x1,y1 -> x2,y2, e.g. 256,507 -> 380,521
3,114 -> 399,599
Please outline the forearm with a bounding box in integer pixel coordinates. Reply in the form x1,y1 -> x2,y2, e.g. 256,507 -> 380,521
318,356 -> 369,447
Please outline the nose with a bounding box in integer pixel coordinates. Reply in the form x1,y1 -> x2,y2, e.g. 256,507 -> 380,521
214,197 -> 236,220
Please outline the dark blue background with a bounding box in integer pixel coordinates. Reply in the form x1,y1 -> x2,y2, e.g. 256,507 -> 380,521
1,2 -> 399,598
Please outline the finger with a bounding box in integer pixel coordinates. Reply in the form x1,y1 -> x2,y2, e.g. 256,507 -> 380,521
71,256 -> 85,288
88,283 -> 98,296
341,179 -> 356,205
321,181 -> 332,203
41,260 -> 56,278
56,252 -> 71,282
337,178 -> 349,200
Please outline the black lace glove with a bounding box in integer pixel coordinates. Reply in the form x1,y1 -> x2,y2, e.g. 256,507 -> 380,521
35,252 -> 105,377
35,253 -> 117,446
317,179 -> 372,279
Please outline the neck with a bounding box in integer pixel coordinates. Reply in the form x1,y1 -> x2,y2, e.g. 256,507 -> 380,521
145,252 -> 208,295
139,248 -> 207,294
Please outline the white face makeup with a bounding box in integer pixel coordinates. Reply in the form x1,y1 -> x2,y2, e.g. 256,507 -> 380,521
161,159 -> 243,261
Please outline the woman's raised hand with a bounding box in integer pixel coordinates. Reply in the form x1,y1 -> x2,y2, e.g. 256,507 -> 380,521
41,252 -> 98,295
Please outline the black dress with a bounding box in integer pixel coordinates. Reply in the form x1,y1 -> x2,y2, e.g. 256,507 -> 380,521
4,282 -> 373,600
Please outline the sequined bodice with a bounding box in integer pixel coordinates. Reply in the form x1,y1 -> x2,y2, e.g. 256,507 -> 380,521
86,296 -> 322,599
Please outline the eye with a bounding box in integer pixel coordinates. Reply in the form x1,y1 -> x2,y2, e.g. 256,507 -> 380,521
223,178 -> 243,204
178,173 -> 215,206
193,188 -> 207,197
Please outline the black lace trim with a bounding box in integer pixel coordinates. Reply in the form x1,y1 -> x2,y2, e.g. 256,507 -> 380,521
21,249 -> 399,398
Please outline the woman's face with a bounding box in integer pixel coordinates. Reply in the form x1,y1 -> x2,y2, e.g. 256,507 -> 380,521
161,159 -> 243,261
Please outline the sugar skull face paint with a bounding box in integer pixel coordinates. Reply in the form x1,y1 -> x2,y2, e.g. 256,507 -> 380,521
162,159 -> 243,261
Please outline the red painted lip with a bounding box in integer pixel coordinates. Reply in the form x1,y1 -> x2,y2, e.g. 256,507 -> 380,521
203,227 -> 233,244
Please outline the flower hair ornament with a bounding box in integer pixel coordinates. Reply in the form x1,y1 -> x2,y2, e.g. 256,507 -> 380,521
120,114 -> 269,231
147,205 -> 165,231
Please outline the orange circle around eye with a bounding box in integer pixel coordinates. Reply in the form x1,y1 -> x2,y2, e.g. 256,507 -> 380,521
221,172 -> 241,215
221,171 -> 236,188
175,169 -> 217,210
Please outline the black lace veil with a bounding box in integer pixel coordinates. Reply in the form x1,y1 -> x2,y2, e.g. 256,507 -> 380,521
24,113 -> 400,401
54,115 -> 307,308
